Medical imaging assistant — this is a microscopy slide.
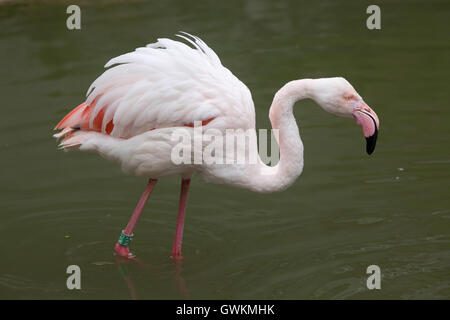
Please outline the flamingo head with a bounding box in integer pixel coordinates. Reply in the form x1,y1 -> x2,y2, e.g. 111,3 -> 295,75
311,77 -> 380,155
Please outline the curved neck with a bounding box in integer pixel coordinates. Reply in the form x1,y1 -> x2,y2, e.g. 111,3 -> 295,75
248,79 -> 313,193
202,79 -> 315,193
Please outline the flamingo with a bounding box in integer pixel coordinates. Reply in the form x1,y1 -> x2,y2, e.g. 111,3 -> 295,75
53,33 -> 379,260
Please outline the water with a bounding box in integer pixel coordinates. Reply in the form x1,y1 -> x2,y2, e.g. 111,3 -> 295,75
0,0 -> 449,299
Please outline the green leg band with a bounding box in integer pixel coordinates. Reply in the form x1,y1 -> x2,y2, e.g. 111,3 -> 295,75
118,230 -> 133,247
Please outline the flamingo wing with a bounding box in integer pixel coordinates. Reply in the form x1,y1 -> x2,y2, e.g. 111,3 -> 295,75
54,33 -> 255,139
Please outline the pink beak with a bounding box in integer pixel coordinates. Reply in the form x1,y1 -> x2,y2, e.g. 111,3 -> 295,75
352,104 -> 380,155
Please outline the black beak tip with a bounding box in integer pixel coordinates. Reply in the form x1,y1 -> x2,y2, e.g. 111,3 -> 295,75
365,128 -> 378,155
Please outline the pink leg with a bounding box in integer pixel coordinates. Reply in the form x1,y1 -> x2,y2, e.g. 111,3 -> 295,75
171,178 -> 191,260
114,178 -> 158,258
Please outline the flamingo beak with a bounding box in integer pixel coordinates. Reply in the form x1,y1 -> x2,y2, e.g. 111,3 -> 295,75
352,104 -> 380,155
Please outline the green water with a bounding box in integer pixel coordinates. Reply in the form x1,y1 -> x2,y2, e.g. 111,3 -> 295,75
0,0 -> 449,299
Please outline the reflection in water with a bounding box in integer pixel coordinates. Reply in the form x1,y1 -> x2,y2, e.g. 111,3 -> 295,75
173,259 -> 189,300
114,256 -> 189,300
115,256 -> 140,300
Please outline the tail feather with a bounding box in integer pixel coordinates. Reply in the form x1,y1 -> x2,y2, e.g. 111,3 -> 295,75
58,131 -> 97,150
54,101 -> 100,150
54,102 -> 88,130
53,127 -> 76,141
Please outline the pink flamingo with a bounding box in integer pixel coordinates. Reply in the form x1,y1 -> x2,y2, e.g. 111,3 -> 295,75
53,33 -> 379,260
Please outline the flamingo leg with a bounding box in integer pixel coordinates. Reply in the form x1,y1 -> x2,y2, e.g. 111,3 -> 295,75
114,178 -> 158,258
171,178 -> 191,259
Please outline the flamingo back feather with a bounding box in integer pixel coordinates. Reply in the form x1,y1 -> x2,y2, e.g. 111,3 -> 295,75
54,33 -> 255,145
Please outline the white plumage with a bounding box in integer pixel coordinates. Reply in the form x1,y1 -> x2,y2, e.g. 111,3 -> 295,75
86,33 -> 255,138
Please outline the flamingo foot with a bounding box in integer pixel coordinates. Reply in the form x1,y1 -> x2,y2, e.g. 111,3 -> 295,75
114,243 -> 135,259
